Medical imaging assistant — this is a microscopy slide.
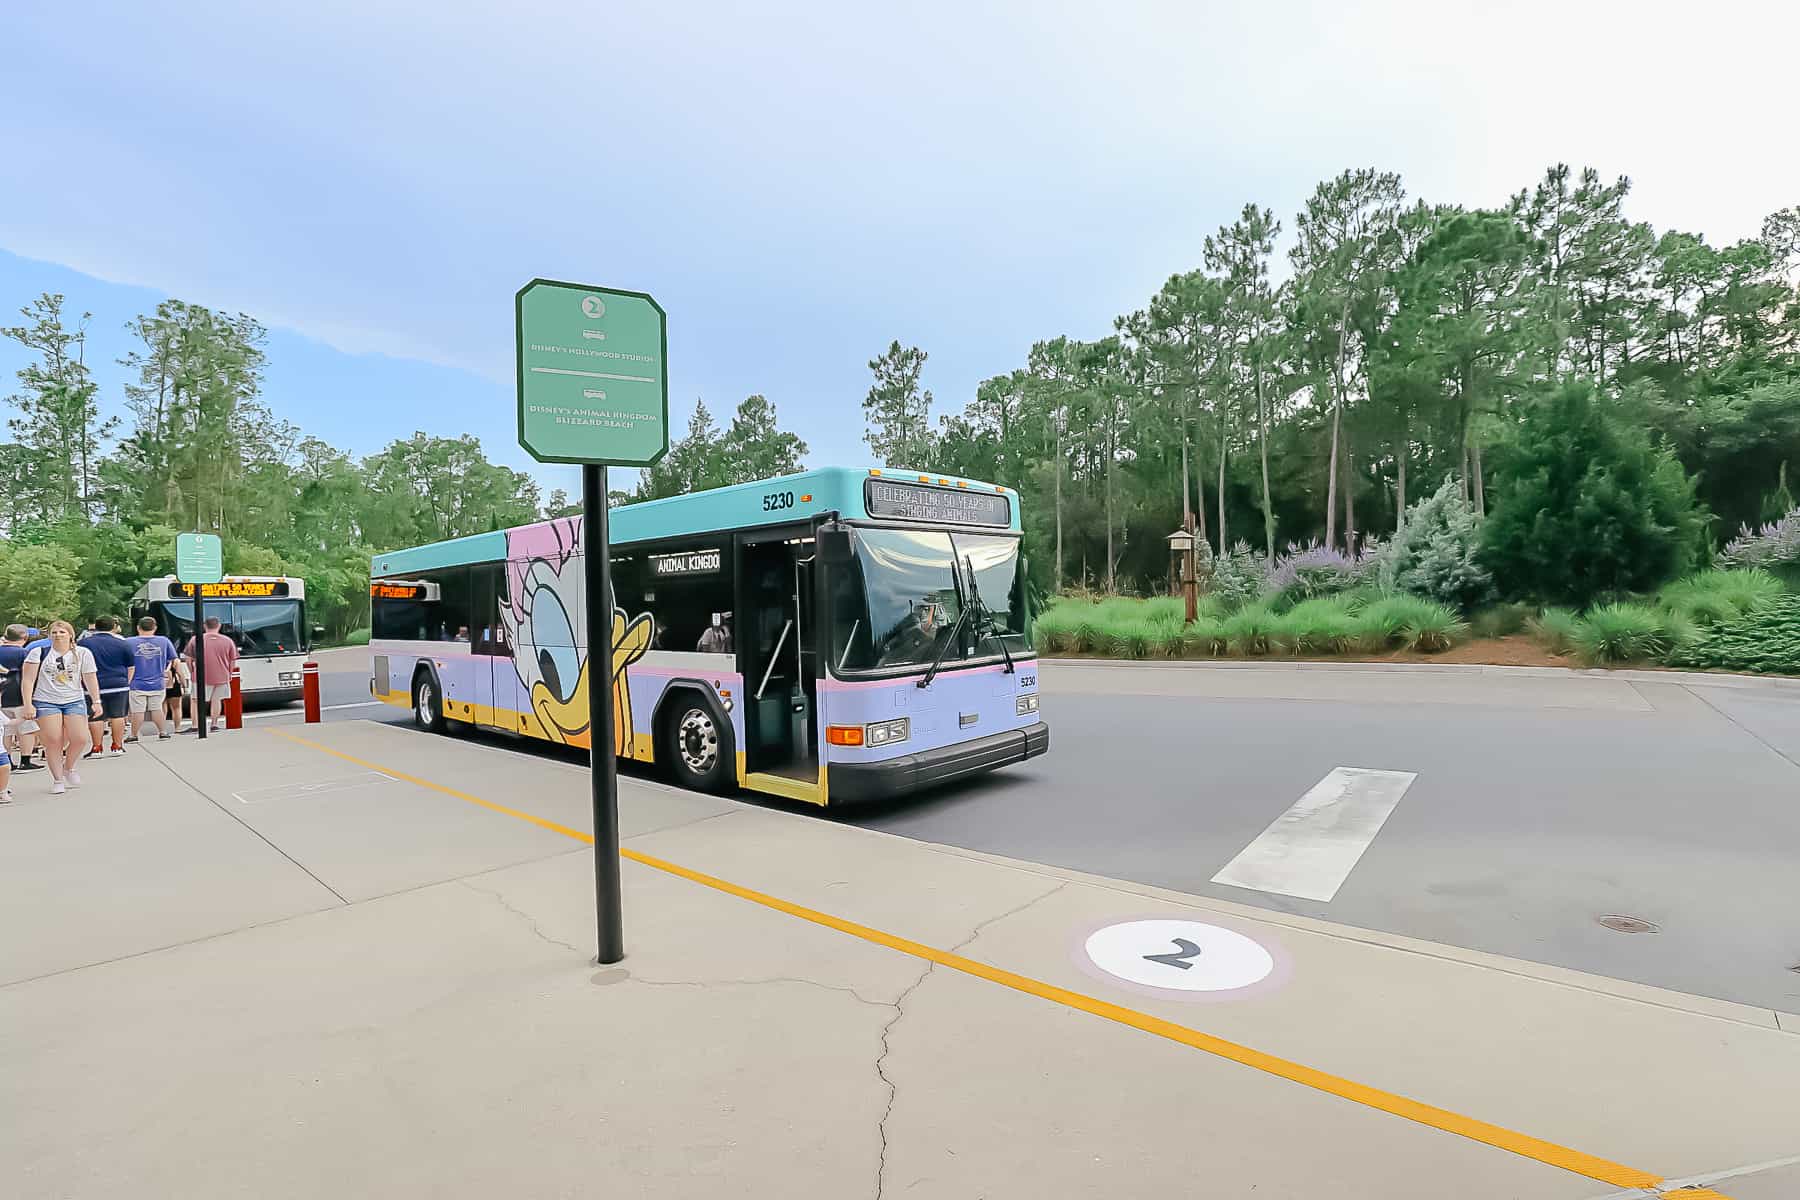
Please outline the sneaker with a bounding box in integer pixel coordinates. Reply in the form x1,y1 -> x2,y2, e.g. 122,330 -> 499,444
124,735 -> 139,744
50,780 -> 66,795
0,789 -> 11,804
158,732 -> 173,741
212,722 -> 224,732
66,771 -> 82,787
15,759 -> 42,772
107,748 -> 126,757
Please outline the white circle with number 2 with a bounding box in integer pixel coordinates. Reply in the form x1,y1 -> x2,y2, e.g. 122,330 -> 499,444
1085,919 -> 1276,994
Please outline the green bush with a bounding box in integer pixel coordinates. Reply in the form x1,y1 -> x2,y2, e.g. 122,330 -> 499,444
1481,380 -> 1708,608
1280,595 -> 1362,654
1379,478 -> 1495,612
1470,602 -> 1533,639
339,628 -> 371,647
1527,607 -> 1581,656
1669,596 -> 1800,674
1355,593 -> 1466,653
1209,541 -> 1270,612
1571,602 -> 1692,665
1223,603 -> 1284,655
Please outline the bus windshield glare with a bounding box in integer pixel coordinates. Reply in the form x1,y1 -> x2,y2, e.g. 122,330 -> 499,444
829,527 -> 1032,673
159,599 -> 306,655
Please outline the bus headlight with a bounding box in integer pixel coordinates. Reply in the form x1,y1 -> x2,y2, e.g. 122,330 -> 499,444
1016,694 -> 1039,715
865,717 -> 910,746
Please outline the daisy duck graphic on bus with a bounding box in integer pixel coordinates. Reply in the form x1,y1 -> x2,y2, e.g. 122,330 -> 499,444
499,516 -> 651,753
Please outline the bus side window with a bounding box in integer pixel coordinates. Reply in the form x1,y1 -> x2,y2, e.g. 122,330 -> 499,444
471,563 -> 508,657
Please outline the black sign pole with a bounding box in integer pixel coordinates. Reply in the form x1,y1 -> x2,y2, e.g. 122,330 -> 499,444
584,462 -> 624,964
192,586 -> 207,740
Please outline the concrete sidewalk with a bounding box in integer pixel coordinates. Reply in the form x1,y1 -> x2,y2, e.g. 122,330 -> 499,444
2,722 -> 1797,1199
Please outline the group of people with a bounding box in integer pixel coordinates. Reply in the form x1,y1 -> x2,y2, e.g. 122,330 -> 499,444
0,615 -> 241,801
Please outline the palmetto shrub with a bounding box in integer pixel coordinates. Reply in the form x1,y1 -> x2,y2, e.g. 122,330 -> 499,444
1356,593 -> 1466,653
1570,603 -> 1693,665
1223,603 -> 1284,655
1658,568 -> 1782,625
1279,595 -> 1363,654
1527,607 -> 1582,656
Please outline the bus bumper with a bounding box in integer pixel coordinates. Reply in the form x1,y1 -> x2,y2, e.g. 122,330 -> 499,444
828,723 -> 1049,804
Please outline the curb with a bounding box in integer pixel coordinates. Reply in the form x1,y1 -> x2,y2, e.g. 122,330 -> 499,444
1040,656 -> 1800,693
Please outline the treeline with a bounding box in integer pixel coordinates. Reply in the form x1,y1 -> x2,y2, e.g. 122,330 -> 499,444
861,165 -> 1800,598
0,292 -> 813,634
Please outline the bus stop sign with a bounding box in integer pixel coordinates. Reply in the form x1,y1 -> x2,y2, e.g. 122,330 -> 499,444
516,279 -> 669,466
176,532 -> 223,585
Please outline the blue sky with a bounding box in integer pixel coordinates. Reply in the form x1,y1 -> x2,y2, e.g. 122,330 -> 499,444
3,2 -> 1795,496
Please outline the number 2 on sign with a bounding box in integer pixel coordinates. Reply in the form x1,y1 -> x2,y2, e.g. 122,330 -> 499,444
1143,938 -> 1203,970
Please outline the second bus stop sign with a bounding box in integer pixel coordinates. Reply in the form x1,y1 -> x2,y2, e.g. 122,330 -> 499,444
516,279 -> 669,467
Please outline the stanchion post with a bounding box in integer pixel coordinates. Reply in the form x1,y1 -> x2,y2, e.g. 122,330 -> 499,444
585,463 -> 624,964
227,667 -> 244,730
302,661 -> 321,723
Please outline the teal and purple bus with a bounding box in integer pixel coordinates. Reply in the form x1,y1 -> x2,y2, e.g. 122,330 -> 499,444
368,467 -> 1047,805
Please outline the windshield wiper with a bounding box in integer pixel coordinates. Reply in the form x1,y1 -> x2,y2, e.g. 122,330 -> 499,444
917,603 -> 970,689
961,554 -> 1016,674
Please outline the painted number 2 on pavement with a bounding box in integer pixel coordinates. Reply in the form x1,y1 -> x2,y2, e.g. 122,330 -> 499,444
1084,918 -> 1278,996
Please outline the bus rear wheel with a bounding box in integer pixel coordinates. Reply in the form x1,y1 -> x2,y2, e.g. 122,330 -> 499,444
664,699 -> 733,794
413,673 -> 446,734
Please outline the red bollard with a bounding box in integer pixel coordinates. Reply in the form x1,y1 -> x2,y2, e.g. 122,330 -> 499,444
302,661 -> 321,723
226,667 -> 244,730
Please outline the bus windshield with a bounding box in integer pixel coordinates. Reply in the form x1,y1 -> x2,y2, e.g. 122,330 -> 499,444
829,527 -> 1031,674
158,599 -> 307,655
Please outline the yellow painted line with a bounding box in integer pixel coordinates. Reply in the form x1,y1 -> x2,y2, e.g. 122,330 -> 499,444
267,726 -> 1680,1195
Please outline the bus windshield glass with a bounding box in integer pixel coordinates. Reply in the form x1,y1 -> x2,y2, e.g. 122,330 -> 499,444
158,599 -> 306,655
829,527 -> 1031,674
957,532 -> 1032,658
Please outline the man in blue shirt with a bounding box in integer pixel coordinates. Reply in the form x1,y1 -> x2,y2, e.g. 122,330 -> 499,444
78,617 -> 136,756
126,616 -> 182,742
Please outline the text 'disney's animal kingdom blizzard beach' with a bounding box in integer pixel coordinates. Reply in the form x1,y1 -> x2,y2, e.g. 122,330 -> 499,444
2,719 -> 1797,1200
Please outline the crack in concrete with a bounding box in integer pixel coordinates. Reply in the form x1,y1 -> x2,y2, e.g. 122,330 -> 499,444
459,881 -> 586,957
629,974 -> 890,1009
872,881 -> 1067,1200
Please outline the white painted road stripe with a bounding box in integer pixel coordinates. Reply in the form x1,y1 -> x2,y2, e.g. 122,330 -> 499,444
1211,767 -> 1418,902
240,702 -> 384,722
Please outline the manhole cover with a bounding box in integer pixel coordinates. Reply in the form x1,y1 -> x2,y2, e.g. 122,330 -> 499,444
1597,915 -> 1660,934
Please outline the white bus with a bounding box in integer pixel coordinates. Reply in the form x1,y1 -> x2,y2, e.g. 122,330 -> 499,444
131,575 -> 319,703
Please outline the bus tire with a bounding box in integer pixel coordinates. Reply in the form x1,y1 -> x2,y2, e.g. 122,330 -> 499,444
412,670 -> 447,735
661,693 -> 734,795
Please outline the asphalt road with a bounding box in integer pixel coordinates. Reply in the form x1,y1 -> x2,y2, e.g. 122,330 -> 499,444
281,649 -> 1800,1013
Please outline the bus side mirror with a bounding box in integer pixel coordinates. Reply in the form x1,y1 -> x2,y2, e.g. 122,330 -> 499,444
312,625 -> 325,640
817,528 -> 854,565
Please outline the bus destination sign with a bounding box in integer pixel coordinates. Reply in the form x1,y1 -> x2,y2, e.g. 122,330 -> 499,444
171,580 -> 289,599
864,480 -> 1010,526
370,582 -> 427,600
651,549 -> 722,578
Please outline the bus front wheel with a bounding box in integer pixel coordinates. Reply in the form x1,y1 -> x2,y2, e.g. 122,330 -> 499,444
413,673 -> 446,734
663,699 -> 733,794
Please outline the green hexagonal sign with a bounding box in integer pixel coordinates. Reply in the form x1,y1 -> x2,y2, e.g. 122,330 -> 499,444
516,279 -> 669,466
175,531 -> 223,585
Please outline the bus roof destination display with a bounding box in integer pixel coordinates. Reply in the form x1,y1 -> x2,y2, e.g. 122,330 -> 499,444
865,480 -> 1011,526
171,580 -> 289,598
651,549 -> 722,577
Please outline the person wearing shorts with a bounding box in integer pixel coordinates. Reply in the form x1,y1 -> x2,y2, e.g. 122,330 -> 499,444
0,708 -> 12,804
183,616 -> 238,732
0,623 -> 38,771
164,658 -> 190,733
19,621 -> 102,794
79,617 -> 136,756
126,616 -> 180,741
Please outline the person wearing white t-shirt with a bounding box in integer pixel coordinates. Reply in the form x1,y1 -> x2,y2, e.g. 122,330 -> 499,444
18,620 -> 102,795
